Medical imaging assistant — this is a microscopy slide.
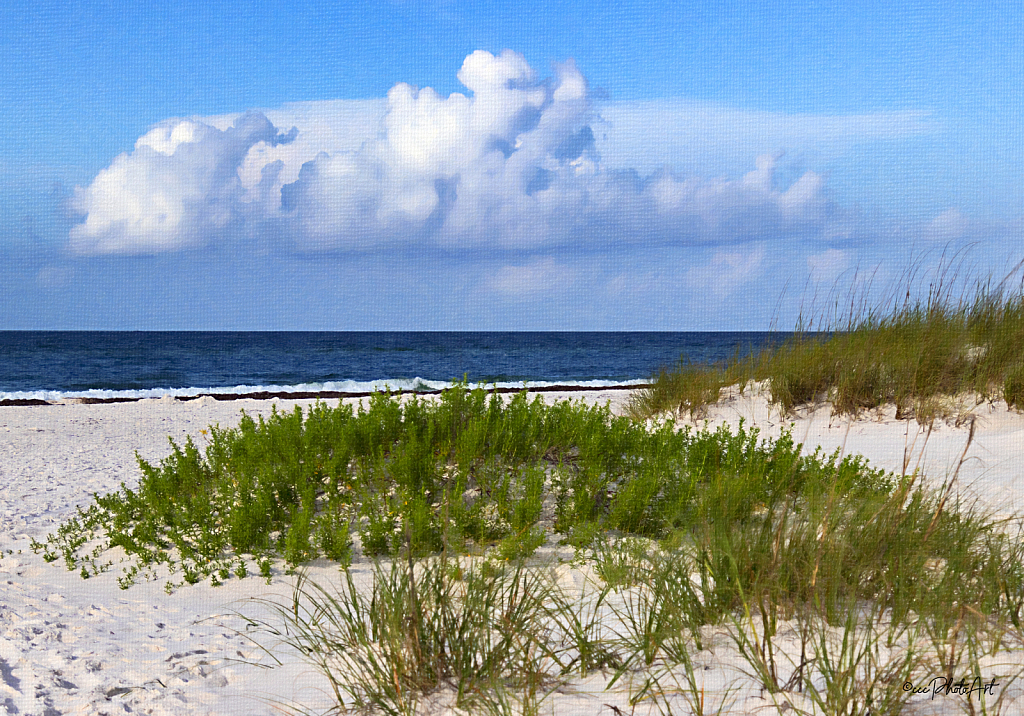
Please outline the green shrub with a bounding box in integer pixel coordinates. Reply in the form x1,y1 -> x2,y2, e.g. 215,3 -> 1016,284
38,383 -> 908,590
493,527 -> 547,562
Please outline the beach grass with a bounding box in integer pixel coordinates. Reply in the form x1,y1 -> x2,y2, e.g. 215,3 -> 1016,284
29,377 -> 1024,713
248,463 -> 1024,714
628,265 -> 1024,423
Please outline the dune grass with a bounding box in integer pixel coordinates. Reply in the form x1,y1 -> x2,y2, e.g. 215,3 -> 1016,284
628,267 -> 1024,423
248,453 -> 1024,714
29,378 -> 1024,713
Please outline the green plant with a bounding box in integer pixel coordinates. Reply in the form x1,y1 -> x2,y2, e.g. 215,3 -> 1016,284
592,536 -> 658,588
545,579 -> 621,677
243,556 -> 559,715
493,527 -> 546,562
258,556 -> 272,580
628,661 -> 737,716
606,559 -> 704,678
627,362 -> 729,421
42,382 -> 905,591
1005,363 -> 1024,409
795,600 -> 922,716
629,261 -> 1024,422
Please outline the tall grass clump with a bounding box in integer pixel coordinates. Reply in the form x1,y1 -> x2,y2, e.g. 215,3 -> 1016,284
626,362 -> 732,421
244,557 -> 560,716
629,260 -> 1024,421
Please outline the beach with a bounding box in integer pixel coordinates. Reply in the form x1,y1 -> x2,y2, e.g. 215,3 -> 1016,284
1,388 -> 1022,715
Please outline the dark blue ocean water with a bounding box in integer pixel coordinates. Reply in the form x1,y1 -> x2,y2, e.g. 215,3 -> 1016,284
0,332 -> 787,401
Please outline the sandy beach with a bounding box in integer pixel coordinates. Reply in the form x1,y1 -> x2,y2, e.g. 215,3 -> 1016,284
1,388 -> 1022,715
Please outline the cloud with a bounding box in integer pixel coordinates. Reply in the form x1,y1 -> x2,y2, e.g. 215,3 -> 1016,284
35,265 -> 74,288
807,248 -> 852,285
70,50 -> 836,255
69,112 -> 296,254
685,245 -> 767,297
922,208 -> 969,243
595,100 -> 935,175
484,257 -> 573,295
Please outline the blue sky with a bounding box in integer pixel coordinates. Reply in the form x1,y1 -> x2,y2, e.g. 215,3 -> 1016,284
2,0 -> 1023,329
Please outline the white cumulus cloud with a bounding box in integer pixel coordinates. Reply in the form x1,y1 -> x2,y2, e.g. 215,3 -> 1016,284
69,50 -> 834,255
70,112 -> 296,254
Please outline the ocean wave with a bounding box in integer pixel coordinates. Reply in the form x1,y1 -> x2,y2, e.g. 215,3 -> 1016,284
0,377 -> 649,403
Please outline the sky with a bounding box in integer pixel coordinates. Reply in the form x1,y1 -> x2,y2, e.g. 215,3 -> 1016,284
2,0 -> 1024,330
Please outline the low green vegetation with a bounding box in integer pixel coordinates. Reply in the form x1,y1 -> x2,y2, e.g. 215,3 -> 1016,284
628,277 -> 1024,422
33,383 -> 894,589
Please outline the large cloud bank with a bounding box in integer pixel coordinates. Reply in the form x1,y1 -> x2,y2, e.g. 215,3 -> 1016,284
70,50 -> 831,255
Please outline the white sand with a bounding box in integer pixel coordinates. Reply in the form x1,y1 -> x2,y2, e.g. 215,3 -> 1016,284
0,389 -> 1022,715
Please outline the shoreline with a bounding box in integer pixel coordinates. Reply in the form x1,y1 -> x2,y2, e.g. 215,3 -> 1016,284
0,382 -> 652,407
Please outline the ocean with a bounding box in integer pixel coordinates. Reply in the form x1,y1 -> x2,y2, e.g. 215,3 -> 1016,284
0,332 -> 787,402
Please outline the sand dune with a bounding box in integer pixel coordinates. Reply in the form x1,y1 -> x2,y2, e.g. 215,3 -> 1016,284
0,389 -> 1021,714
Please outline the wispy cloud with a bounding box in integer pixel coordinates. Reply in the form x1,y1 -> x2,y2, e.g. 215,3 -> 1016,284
685,244 -> 767,297
807,247 -> 852,285
596,100 -> 935,174
484,257 -> 573,295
